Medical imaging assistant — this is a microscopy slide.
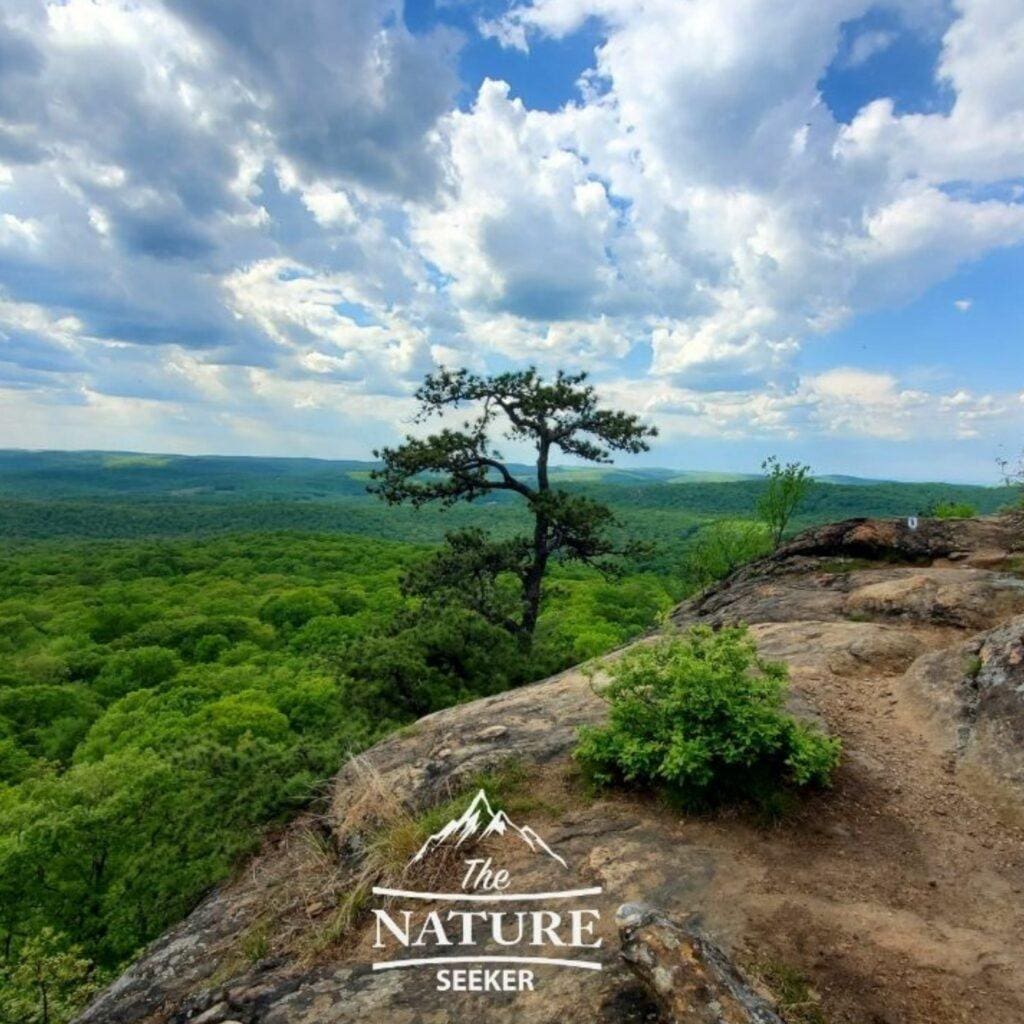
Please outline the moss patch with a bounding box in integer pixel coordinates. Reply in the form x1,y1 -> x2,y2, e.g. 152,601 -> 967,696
752,960 -> 828,1024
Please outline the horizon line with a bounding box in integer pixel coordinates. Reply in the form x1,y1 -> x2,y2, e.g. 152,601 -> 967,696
0,445 -> 1005,488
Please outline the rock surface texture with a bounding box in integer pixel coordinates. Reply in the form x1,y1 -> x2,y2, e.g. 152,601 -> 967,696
76,516 -> 1024,1024
617,903 -> 783,1024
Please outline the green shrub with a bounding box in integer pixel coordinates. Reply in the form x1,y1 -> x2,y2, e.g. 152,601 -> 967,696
683,519 -> 771,589
193,633 -> 231,663
931,501 -> 976,519
0,927 -> 98,1024
575,626 -> 840,811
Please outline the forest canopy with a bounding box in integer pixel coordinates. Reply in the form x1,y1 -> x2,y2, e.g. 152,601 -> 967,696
0,531 -> 674,998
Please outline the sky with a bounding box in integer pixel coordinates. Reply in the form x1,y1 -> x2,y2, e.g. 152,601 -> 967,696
0,0 -> 1022,482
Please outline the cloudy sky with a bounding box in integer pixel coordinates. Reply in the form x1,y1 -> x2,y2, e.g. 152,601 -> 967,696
0,0 -> 1022,480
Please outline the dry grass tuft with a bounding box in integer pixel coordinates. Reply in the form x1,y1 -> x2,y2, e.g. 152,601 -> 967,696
221,757 -> 540,970
213,754 -> 546,970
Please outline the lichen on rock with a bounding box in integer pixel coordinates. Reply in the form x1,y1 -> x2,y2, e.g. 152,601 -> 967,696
617,903 -> 783,1024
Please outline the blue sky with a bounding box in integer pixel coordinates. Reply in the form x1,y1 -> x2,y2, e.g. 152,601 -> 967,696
0,0 -> 1022,481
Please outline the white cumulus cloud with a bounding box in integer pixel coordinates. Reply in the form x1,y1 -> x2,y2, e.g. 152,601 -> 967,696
0,0 -> 1021,463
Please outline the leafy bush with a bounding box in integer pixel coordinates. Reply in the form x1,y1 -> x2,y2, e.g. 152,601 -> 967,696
683,519 -> 771,589
575,626 -> 840,810
193,633 -> 231,663
0,928 -> 98,1024
931,500 -> 976,519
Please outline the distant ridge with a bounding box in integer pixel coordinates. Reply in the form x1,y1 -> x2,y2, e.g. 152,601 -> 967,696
0,449 -> 1011,540
815,474 -> 898,486
0,449 -> 993,488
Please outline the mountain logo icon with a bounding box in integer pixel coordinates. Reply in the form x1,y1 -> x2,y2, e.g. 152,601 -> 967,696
408,789 -> 568,868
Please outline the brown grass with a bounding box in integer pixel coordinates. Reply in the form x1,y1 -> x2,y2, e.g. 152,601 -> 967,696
213,754 -> 547,971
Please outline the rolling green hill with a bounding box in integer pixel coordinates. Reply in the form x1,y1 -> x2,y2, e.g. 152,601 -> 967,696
0,450 -> 1013,544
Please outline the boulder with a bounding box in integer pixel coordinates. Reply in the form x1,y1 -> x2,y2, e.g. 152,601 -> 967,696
842,569 -> 1024,629
617,904 -> 782,1024
902,613 -> 1024,786
771,515 -> 1021,564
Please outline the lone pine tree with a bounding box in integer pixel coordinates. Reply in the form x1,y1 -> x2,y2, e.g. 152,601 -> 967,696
369,368 -> 656,646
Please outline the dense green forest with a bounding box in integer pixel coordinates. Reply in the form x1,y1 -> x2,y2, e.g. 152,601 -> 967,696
0,450 -> 1015,1020
0,451 -> 1011,547
0,531 -> 673,1017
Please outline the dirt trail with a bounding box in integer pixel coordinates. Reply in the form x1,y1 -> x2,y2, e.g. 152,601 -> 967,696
691,616 -> 1024,1023
653,519 -> 1024,1023
76,516 -> 1024,1024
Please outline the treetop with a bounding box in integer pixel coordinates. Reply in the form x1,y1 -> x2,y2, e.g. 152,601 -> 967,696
369,366 -> 657,507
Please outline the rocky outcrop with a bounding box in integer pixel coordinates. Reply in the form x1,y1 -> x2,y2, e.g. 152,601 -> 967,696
972,618 -> 1024,770
673,515 -> 1024,631
768,514 -> 1020,565
617,904 -> 782,1024
902,613 -> 1024,787
76,515 -> 1024,1024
